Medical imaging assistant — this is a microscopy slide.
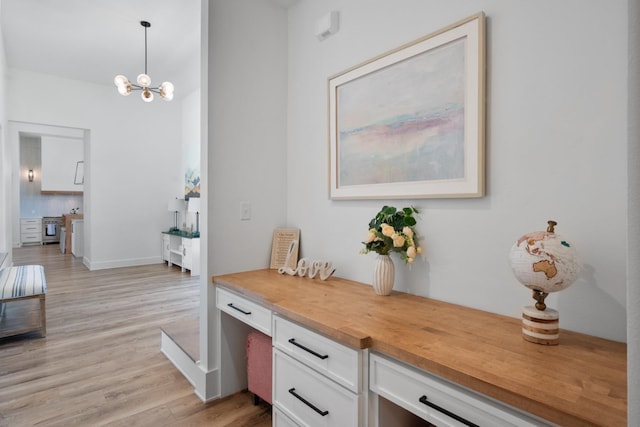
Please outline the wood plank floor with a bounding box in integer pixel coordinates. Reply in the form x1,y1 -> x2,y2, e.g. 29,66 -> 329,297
0,245 -> 272,427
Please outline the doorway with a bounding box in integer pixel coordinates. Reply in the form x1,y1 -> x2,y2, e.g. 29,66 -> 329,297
10,121 -> 88,261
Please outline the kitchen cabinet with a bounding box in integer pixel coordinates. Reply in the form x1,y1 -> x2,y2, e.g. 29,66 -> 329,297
20,217 -> 42,246
71,219 -> 84,258
62,214 -> 83,254
161,233 -> 200,276
40,136 -> 83,194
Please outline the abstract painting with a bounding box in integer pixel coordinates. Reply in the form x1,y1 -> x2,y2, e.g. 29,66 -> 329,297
329,13 -> 485,199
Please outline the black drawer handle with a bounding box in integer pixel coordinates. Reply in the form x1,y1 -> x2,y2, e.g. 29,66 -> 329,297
289,388 -> 329,416
419,395 -> 479,427
288,338 -> 329,360
227,303 -> 251,315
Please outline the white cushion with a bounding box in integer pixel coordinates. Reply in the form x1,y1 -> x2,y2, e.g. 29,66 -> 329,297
0,265 -> 47,300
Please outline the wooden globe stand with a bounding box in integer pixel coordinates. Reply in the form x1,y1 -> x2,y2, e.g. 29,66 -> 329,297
522,290 -> 559,345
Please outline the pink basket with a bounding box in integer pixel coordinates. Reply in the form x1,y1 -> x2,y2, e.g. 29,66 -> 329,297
246,330 -> 272,404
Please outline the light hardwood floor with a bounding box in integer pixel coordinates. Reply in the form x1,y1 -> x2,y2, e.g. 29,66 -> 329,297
0,245 -> 272,427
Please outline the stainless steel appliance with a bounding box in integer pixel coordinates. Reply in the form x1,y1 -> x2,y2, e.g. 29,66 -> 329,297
42,217 -> 62,244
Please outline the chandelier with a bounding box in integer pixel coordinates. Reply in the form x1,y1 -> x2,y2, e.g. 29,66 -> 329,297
114,21 -> 174,102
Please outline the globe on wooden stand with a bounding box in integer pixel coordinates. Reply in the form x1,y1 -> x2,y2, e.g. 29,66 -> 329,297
508,220 -> 580,345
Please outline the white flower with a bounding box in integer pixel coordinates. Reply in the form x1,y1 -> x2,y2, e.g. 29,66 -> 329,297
381,224 -> 395,237
417,246 -> 423,254
403,226 -> 414,238
407,257 -> 415,264
393,235 -> 405,248
364,230 -> 376,243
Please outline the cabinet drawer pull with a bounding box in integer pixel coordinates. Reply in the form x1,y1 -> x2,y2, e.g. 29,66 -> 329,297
288,338 -> 329,360
288,388 -> 329,416
419,395 -> 479,427
227,303 -> 251,315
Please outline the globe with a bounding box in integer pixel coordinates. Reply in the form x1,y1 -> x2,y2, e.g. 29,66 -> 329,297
509,220 -> 580,309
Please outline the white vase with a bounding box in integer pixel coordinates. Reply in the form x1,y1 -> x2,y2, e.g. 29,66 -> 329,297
373,254 -> 395,296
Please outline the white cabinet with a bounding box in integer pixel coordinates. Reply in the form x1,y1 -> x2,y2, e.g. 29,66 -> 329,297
273,314 -> 365,427
20,218 -> 42,245
182,238 -> 195,271
40,136 -> 83,192
71,219 -> 84,258
161,233 -> 200,276
216,287 -> 272,336
273,315 -> 362,393
369,353 -> 548,427
273,407 -> 300,427
273,350 -> 362,427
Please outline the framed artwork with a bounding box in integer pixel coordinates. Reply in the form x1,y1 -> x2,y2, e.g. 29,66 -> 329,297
328,13 -> 485,199
185,167 -> 200,199
270,228 -> 300,269
74,161 -> 84,185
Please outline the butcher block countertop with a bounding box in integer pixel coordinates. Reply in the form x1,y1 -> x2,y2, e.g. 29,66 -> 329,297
213,269 -> 626,426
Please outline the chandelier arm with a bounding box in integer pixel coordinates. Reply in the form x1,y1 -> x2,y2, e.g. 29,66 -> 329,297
127,84 -> 163,93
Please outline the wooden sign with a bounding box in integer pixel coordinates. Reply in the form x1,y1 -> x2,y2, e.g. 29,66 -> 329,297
270,228 -> 300,269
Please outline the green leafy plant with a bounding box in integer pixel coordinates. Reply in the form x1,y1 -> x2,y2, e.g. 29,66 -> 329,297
361,206 -> 422,263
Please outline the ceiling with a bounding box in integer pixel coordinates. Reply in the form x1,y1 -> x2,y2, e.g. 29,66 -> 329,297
1,0 -> 201,98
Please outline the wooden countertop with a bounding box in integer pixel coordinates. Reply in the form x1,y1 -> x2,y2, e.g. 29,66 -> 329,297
213,269 -> 626,426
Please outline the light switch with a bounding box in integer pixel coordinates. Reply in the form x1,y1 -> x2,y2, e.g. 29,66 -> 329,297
240,202 -> 251,221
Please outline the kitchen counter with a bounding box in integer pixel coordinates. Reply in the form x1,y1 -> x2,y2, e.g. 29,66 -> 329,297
213,269 -> 627,426
62,214 -> 83,254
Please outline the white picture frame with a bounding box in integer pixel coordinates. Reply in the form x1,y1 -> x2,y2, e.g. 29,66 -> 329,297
328,13 -> 486,199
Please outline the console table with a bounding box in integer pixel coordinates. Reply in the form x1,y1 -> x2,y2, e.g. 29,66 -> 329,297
213,269 -> 626,426
162,232 -> 200,276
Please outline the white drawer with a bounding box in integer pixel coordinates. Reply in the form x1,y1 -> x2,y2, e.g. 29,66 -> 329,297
273,406 -> 300,427
273,349 -> 362,427
216,287 -> 272,336
369,353 -> 549,427
21,224 -> 42,233
21,233 -> 42,243
21,218 -> 42,225
273,315 -> 362,393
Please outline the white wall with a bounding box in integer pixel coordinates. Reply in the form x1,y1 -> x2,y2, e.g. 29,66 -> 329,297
0,0 -> 10,263
7,69 -> 183,269
207,0 -> 288,398
285,1 -> 628,342
208,0 -> 288,276
628,0 -> 639,420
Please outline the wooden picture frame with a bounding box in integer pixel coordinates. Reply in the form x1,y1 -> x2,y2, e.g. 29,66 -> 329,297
270,228 -> 300,270
328,13 -> 486,199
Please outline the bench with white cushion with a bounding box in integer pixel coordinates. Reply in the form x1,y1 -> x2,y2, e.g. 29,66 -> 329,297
0,265 -> 47,338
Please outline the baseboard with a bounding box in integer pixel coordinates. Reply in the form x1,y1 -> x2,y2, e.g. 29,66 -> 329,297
161,330 -> 220,402
86,256 -> 162,271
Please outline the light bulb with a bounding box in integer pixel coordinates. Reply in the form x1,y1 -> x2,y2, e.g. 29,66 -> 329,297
137,73 -> 151,87
160,81 -> 174,94
161,91 -> 174,101
117,84 -> 132,96
142,89 -> 154,102
114,75 -> 129,87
